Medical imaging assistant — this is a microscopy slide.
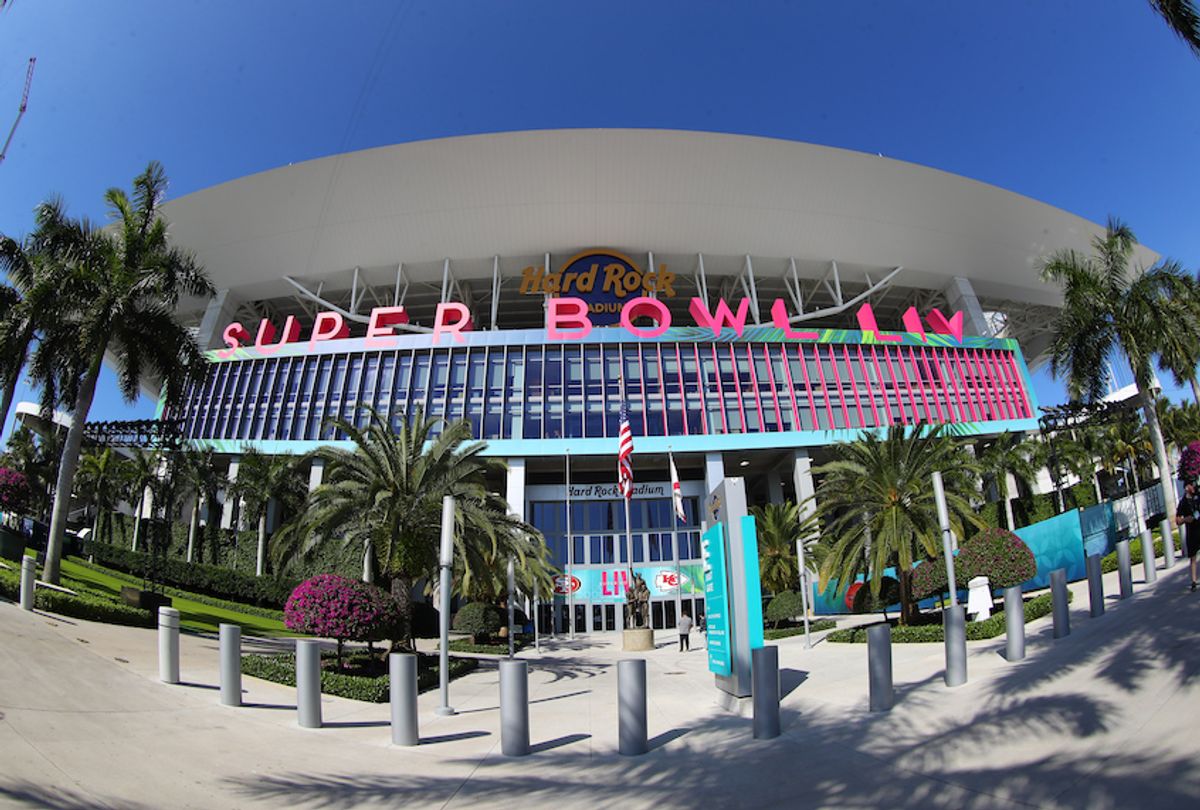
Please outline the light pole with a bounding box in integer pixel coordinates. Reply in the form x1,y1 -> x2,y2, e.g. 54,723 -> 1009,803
435,495 -> 456,716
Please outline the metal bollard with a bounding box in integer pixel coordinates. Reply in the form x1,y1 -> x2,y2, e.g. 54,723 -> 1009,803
19,555 -> 35,611
1116,540 -> 1133,599
499,659 -> 530,756
1140,530 -> 1157,584
1051,569 -> 1070,638
1086,554 -> 1105,618
618,659 -> 649,755
219,623 -> 242,706
296,639 -> 322,728
1004,585 -> 1024,661
752,646 -> 781,739
158,607 -> 180,684
943,605 -> 967,687
867,622 -> 893,712
1161,519 -> 1177,568
390,653 -> 419,746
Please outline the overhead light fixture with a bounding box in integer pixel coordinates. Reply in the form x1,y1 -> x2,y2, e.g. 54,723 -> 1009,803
739,460 -> 750,467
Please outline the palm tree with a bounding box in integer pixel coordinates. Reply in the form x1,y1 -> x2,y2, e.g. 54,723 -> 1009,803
124,449 -> 161,552
1,424 -> 62,522
1159,398 -> 1200,456
76,448 -> 127,545
278,408 -> 547,649
750,502 -> 800,595
1150,0 -> 1200,56
231,448 -> 306,576
1040,217 -> 1199,534
813,426 -> 982,625
36,162 -> 213,584
1101,418 -> 1154,495
0,232 -> 59,434
977,432 -> 1038,530
176,447 -> 219,563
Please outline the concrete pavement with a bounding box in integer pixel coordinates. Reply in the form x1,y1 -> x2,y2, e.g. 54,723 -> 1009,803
1,562 -> 1198,809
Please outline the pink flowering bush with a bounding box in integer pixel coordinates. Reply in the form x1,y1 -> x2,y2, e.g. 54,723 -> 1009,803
285,574 -> 400,666
1181,441 -> 1200,484
0,467 -> 31,525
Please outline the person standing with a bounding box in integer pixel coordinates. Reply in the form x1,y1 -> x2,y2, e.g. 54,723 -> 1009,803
1175,479 -> 1200,592
677,609 -> 693,651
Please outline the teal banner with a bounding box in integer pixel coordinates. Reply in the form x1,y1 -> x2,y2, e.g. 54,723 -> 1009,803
739,515 -> 765,650
702,522 -> 732,676
1014,509 -> 1086,590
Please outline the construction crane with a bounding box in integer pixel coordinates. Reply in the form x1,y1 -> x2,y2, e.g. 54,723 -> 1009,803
0,56 -> 35,166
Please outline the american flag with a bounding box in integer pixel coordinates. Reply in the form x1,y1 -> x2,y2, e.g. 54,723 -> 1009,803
617,402 -> 634,500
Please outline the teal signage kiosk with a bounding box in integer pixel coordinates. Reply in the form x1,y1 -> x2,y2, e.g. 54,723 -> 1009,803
702,477 -> 764,700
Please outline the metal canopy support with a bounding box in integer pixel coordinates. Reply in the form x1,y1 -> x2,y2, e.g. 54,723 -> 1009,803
787,266 -> 903,324
490,255 -> 501,330
738,255 -> 762,324
648,251 -> 656,299
695,253 -> 710,304
282,275 -> 431,332
784,258 -> 804,314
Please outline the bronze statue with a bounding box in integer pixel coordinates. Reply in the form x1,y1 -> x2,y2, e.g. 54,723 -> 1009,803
624,572 -> 651,629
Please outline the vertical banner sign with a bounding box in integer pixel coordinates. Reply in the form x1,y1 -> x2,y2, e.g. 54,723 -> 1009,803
702,522 -> 732,677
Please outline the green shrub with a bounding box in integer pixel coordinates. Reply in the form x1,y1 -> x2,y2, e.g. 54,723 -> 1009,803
957,527 -> 1036,589
240,651 -> 477,703
765,591 -> 806,627
85,541 -> 297,608
452,602 -> 504,641
1100,535 -> 1173,574
851,576 -> 900,613
0,565 -> 154,627
764,620 -> 836,640
446,635 -> 531,654
826,590 -> 1069,643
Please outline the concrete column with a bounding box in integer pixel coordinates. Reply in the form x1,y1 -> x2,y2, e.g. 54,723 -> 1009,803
751,646 -> 781,739
158,607 -> 181,684
703,452 -> 725,502
943,276 -> 992,338
618,659 -> 649,755
1051,569 -> 1070,638
196,288 -> 242,351
19,555 -> 35,610
307,457 -> 325,493
791,450 -> 818,647
389,653 -> 419,746
506,458 -> 527,521
765,471 -> 785,505
1086,554 -> 1105,618
1140,530 -> 1157,584
499,659 -> 530,756
220,457 -> 240,530
296,639 -> 322,728
219,623 -> 242,706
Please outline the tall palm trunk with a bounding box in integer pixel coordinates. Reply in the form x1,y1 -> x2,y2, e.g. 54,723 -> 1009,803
0,372 -> 20,441
1191,377 -> 1200,408
1141,387 -> 1177,528
186,497 -> 201,563
44,354 -> 103,585
131,491 -> 144,551
897,568 -> 918,626
391,574 -> 414,650
255,513 -> 267,576
363,540 -> 374,583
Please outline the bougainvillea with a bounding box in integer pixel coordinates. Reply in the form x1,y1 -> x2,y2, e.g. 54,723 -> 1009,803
0,468 -> 31,523
1180,441 -> 1200,485
912,527 -> 1036,599
284,574 -> 400,666
912,557 -> 949,601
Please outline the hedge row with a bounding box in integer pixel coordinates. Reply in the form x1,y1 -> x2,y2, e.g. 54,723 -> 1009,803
974,481 -> 1098,532
86,541 -> 298,608
1099,535 -> 1181,574
764,620 -> 836,640
67,556 -> 285,621
0,566 -> 154,627
240,652 -> 478,703
825,591 -> 1070,643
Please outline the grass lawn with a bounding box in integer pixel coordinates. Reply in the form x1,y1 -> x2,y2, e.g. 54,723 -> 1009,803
53,555 -> 298,637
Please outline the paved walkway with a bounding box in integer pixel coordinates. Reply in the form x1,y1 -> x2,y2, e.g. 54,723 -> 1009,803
1,562 -> 1198,809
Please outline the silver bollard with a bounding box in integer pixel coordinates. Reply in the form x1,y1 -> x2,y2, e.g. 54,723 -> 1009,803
1161,519 -> 1177,568
1051,568 -> 1070,638
1004,585 -> 1025,661
19,555 -> 35,611
219,623 -> 242,706
1086,554 -> 1105,618
943,604 -> 967,687
752,646 -> 781,740
390,653 -> 419,746
158,606 -> 180,684
499,659 -> 530,756
1116,540 -> 1133,599
1140,530 -> 1157,584
867,622 -> 893,712
618,658 -> 648,755
296,639 -> 322,728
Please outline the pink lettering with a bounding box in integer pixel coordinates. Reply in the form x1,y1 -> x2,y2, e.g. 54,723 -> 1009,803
309,311 -> 349,349
901,307 -> 927,341
433,302 -> 474,344
546,297 -> 593,340
769,299 -> 820,339
219,322 -> 251,359
926,308 -> 964,342
620,296 -> 672,338
855,303 -> 903,343
254,316 -> 301,355
689,297 -> 751,338
364,306 -> 409,349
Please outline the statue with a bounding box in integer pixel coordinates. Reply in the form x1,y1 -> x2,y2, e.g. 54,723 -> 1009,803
624,572 -> 651,629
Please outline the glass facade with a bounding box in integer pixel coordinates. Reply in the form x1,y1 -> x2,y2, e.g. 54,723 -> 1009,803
175,340 -> 1033,442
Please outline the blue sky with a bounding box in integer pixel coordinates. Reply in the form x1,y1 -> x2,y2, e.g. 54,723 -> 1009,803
1,1 -> 1198,441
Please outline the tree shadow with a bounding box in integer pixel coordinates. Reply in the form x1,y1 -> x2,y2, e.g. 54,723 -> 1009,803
0,781 -> 153,810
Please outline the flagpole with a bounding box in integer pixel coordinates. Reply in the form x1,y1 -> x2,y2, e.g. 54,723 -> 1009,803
565,449 -> 574,640
670,450 -> 682,630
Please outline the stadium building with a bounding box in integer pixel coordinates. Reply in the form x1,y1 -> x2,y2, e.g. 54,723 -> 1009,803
147,129 -> 1154,633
